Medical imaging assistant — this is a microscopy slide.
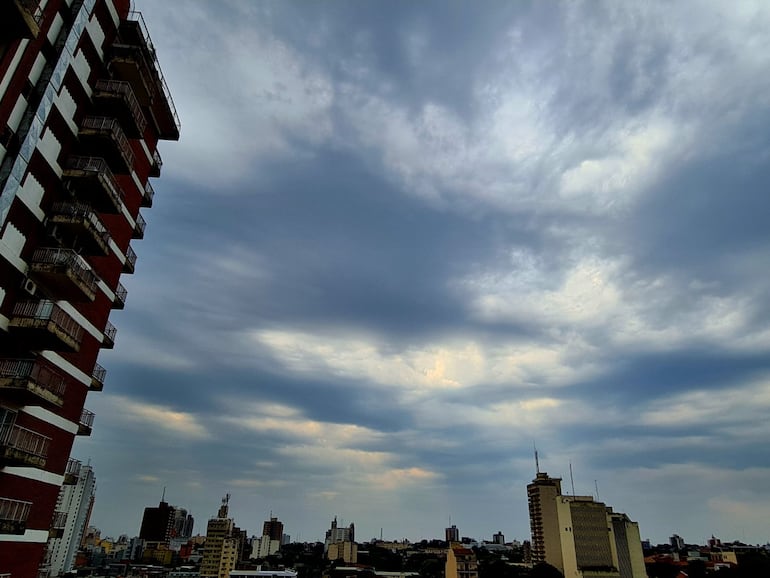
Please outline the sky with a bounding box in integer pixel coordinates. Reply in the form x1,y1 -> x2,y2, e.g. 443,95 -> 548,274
77,0 -> 770,546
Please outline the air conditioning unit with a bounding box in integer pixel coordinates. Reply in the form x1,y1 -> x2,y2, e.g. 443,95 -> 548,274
23,278 -> 38,296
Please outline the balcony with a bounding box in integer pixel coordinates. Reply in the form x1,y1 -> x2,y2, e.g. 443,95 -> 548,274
29,248 -> 98,302
141,180 -> 154,207
9,300 -> 84,352
0,423 -> 50,468
109,12 -> 180,141
64,458 -> 82,484
133,212 -> 146,239
48,201 -> 111,256
91,362 -> 106,391
0,359 -> 66,407
150,148 -> 162,177
0,0 -> 41,43
78,117 -> 135,174
49,510 -> 67,538
0,497 -> 32,535
123,245 -> 137,273
78,408 -> 95,436
63,156 -> 125,214
92,79 -> 147,138
101,321 -> 116,349
112,282 -> 127,310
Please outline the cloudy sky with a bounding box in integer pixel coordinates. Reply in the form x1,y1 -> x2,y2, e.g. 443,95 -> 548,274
77,0 -> 770,545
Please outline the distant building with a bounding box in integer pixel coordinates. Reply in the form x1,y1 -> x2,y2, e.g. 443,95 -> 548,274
527,471 -> 647,578
328,540 -> 358,564
527,472 -> 563,569
263,517 -> 284,542
445,546 -> 478,578
492,532 -> 505,545
325,516 -> 357,563
200,496 -> 240,578
445,525 -> 460,543
670,534 -> 685,550
46,464 -> 96,576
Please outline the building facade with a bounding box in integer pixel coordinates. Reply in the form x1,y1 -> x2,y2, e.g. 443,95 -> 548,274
200,497 -> 240,578
527,472 -> 647,578
45,463 -> 96,576
445,546 -> 478,578
0,1 -> 178,576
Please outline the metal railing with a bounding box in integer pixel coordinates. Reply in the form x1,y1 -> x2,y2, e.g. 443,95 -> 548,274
51,511 -> 67,529
66,457 -> 82,478
0,423 -> 51,459
11,301 -> 85,344
31,248 -> 98,293
80,409 -> 95,429
0,497 -> 32,523
0,359 -> 67,398
103,321 -> 117,344
92,362 -> 107,385
114,282 -> 127,307
126,11 -> 181,133
142,180 -> 155,206
50,201 -> 111,243
65,156 -> 126,207
94,79 -> 147,134
81,116 -> 135,168
134,212 -> 146,237
152,149 -> 162,172
124,245 -> 137,271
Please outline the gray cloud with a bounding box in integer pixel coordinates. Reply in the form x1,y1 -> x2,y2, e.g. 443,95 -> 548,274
76,0 -> 770,546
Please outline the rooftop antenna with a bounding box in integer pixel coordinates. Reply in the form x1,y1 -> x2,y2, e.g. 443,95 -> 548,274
594,480 -> 600,501
161,486 -> 166,502
569,462 -> 576,496
380,528 -> 383,541
534,443 -> 540,474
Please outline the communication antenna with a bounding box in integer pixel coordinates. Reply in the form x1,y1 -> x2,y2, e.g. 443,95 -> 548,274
534,443 -> 540,474
161,486 -> 166,502
594,480 -> 600,501
569,462 -> 576,496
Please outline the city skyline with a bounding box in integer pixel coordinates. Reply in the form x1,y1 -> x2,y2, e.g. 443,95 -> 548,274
70,0 -> 770,546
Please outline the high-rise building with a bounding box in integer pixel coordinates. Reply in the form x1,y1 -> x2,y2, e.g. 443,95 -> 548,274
445,524 -> 460,543
200,496 -> 240,578
527,472 -> 648,578
0,1 -> 178,576
492,531 -> 505,545
45,463 -> 96,577
527,472 -> 563,569
262,516 -> 284,542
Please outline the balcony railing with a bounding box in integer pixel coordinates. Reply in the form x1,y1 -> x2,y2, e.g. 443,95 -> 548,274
0,497 -> 32,535
93,79 -> 147,137
102,321 -> 116,349
78,408 -> 95,435
0,423 -> 51,467
79,116 -> 135,172
10,300 -> 84,351
64,457 -> 82,484
49,201 -> 111,256
51,510 -> 67,529
30,248 -> 98,301
133,212 -> 146,239
91,362 -> 106,391
150,148 -> 162,177
142,180 -> 154,207
0,358 -> 66,406
112,282 -> 127,310
122,11 -> 181,139
123,245 -> 137,273
64,156 -> 125,213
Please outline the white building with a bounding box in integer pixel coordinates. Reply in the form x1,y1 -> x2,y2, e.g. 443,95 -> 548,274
46,464 -> 97,576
